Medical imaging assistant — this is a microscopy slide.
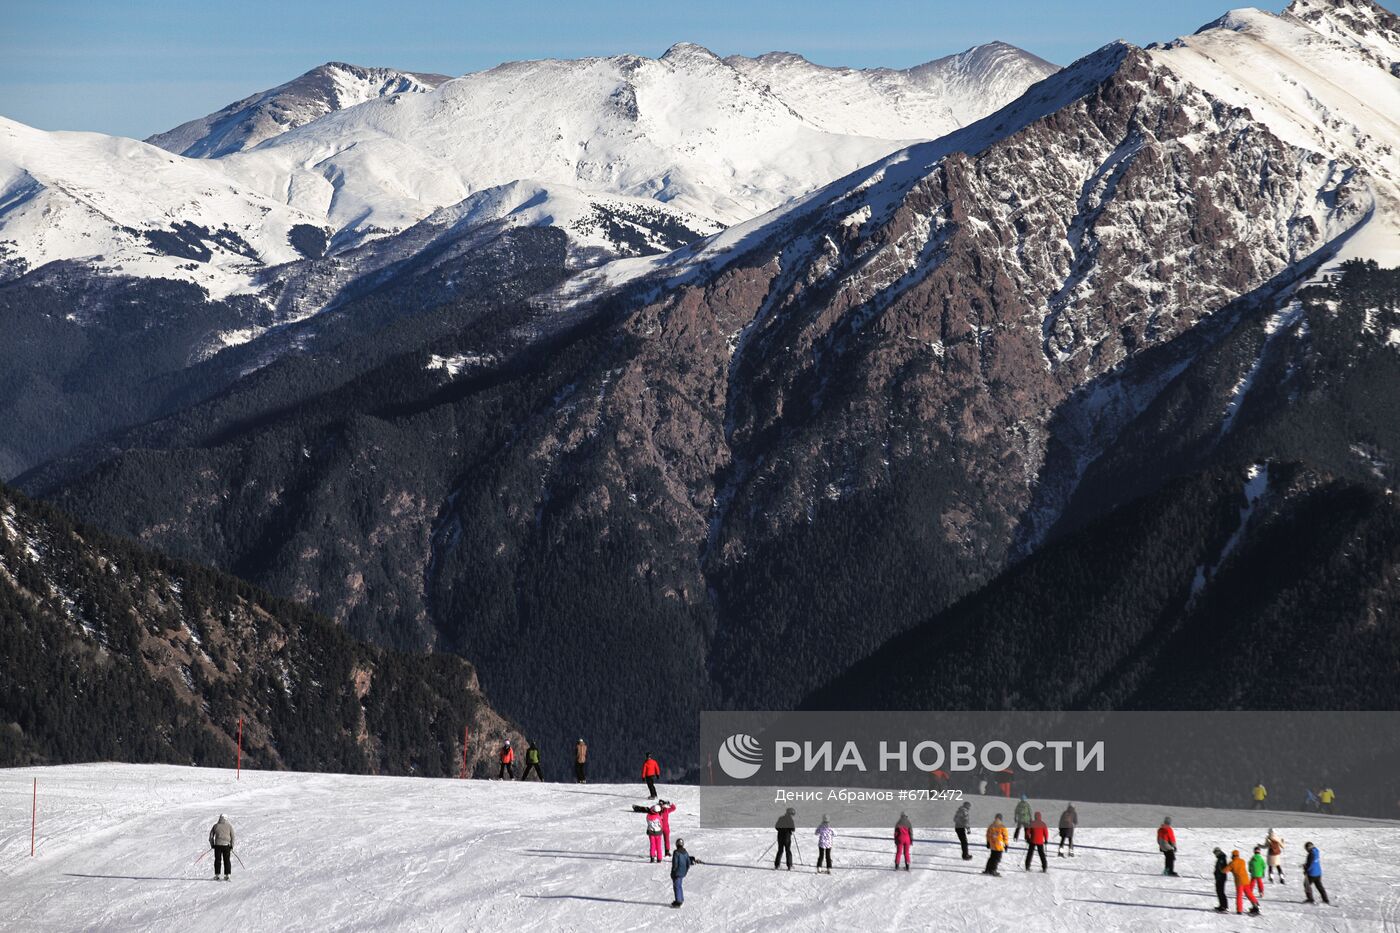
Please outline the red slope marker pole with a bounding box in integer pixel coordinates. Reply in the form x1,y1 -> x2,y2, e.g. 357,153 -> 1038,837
31,777 -> 36,856
236,717 -> 243,780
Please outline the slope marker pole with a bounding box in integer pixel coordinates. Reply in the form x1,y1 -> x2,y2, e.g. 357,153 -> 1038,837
236,716 -> 243,780
31,778 -> 36,857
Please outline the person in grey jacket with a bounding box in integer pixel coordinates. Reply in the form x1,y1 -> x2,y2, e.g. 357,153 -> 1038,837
208,814 -> 235,881
954,801 -> 973,860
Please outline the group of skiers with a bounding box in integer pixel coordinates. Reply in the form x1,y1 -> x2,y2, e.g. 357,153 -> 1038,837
495,738 -> 593,783
1159,817 -> 1333,915
1251,781 -> 1339,813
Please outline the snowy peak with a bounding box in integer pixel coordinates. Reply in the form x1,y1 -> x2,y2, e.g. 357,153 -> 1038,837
146,61 -> 451,158
1285,0 -> 1400,70
723,41 -> 1059,140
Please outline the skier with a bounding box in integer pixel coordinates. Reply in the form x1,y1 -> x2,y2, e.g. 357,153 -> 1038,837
1013,794 -> 1032,840
1249,846 -> 1267,899
1212,847 -> 1230,913
774,807 -> 796,870
1302,841 -> 1330,905
1264,829 -> 1285,883
1302,788 -> 1320,812
983,813 -> 1009,877
954,801 -> 973,860
997,768 -> 1015,798
642,753 -> 661,799
670,838 -> 700,908
1319,786 -> 1336,815
976,765 -> 990,796
1229,849 -> 1261,915
1057,803 -> 1078,857
520,742 -> 543,781
1156,817 -> 1179,876
575,738 -> 587,784
1251,781 -> 1268,810
815,815 -> 835,873
893,812 -> 913,871
645,805 -> 665,863
1023,811 -> 1049,872
497,740 -> 515,780
657,799 -> 677,856
208,814 -> 234,882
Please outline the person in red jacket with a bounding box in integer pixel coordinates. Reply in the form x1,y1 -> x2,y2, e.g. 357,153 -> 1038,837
642,753 -> 661,799
657,800 -> 677,856
1157,817 -> 1179,876
497,740 -> 515,780
1023,811 -> 1050,872
997,768 -> 1015,798
893,812 -> 913,870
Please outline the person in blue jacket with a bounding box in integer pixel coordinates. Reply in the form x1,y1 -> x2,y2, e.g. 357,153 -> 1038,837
670,838 -> 701,908
1302,842 -> 1330,905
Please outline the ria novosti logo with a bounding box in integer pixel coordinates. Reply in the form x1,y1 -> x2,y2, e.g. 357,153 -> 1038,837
717,733 -> 763,779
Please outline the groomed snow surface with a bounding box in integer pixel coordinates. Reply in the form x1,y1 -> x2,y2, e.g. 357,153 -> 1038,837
3,765 -> 1398,931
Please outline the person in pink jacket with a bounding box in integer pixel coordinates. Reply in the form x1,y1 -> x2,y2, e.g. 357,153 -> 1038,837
894,812 -> 913,870
645,805 -> 666,863
657,800 -> 677,856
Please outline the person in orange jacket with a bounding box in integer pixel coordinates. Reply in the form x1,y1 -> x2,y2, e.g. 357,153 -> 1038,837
497,740 -> 515,780
1023,811 -> 1050,872
1229,849 -> 1262,915
642,753 -> 661,799
1156,817 -> 1178,876
983,814 -> 1010,876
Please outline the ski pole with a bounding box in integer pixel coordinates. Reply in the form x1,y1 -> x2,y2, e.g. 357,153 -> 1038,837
233,852 -> 247,870
795,839 -> 804,866
195,849 -> 210,865
759,840 -> 776,862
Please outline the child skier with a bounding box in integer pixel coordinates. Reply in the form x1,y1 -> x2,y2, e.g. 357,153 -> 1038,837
670,838 -> 700,908
894,812 -> 913,870
1229,849 -> 1261,915
497,740 -> 515,780
1057,803 -> 1077,857
645,805 -> 665,863
1249,846 -> 1267,898
815,815 -> 835,873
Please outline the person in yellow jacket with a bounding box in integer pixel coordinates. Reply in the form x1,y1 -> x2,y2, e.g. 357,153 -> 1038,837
1319,787 -> 1336,815
1251,782 -> 1268,810
983,814 -> 1010,877
1229,850 -> 1262,915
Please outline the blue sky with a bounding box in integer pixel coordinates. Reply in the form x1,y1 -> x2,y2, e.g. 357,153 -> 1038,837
3,0 -> 1288,140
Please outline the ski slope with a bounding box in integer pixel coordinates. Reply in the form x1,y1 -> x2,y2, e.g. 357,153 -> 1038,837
2,764 -> 1398,931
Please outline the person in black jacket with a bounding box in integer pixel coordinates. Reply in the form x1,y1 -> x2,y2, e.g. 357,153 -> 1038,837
1212,847 -> 1229,912
774,808 -> 797,870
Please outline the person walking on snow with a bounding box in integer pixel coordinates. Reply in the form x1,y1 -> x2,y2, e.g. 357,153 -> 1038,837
642,753 -> 661,799
575,738 -> 588,784
1057,803 -> 1078,857
497,740 -> 515,780
815,816 -> 835,873
1229,849 -> 1261,915
670,838 -> 700,908
1013,795 -> 1032,840
657,799 -> 677,856
1264,829 -> 1285,883
1024,811 -> 1049,872
1157,817 -> 1179,876
954,801 -> 973,860
1302,841 -> 1330,905
520,742 -> 543,781
1251,782 -> 1268,810
208,814 -> 234,882
774,808 -> 797,870
645,805 -> 666,863
1212,847 -> 1230,913
1249,846 -> 1267,898
893,812 -> 913,870
1319,787 -> 1336,815
984,814 -> 1009,877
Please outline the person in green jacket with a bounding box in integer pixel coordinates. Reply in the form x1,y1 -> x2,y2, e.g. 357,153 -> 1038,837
1249,846 -> 1267,899
1013,795 -> 1033,840
520,742 -> 543,781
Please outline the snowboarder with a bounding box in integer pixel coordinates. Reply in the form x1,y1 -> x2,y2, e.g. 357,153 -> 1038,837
1023,811 -> 1049,872
815,815 -> 835,873
670,838 -> 700,908
575,738 -> 587,783
497,740 -> 515,780
893,812 -> 913,870
642,753 -> 661,799
1302,841 -> 1330,905
774,808 -> 796,870
1212,847 -> 1230,913
1249,846 -> 1267,898
1156,817 -> 1179,876
1057,803 -> 1077,857
1013,794 -> 1032,840
520,743 -> 543,781
1319,786 -> 1336,815
1229,849 -> 1261,914
1251,781 -> 1268,810
208,814 -> 234,882
645,805 -> 665,863
983,814 -> 1009,877
954,801 -> 973,860
1264,829 -> 1285,883
657,799 -> 677,856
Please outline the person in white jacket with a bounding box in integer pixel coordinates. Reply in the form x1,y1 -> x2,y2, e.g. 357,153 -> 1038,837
1264,829 -> 1286,883
208,814 -> 234,881
815,815 -> 835,873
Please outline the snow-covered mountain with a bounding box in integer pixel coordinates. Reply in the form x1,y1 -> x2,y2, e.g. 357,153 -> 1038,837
146,62 -> 450,158
725,41 -> 1058,139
